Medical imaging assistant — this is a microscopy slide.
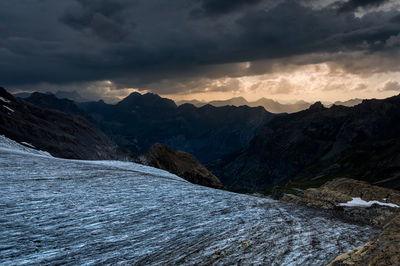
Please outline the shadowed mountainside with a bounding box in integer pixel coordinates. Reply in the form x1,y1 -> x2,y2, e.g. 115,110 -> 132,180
213,95 -> 400,192
0,87 -> 132,160
78,92 -> 272,163
25,92 -> 90,119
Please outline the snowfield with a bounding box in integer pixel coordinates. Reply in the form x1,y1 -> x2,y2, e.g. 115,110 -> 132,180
0,136 -> 379,265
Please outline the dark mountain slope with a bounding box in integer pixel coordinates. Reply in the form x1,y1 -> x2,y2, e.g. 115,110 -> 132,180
0,87 -> 132,160
78,93 -> 272,162
25,92 -> 90,119
145,143 -> 223,189
215,95 -> 400,192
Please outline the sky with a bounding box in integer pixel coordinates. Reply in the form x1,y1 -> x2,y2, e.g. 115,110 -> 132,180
1,0 -> 400,103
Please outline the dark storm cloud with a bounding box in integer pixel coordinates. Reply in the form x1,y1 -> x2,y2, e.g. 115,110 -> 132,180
191,0 -> 262,17
390,14 -> 400,23
0,0 -> 399,94
60,0 -> 131,42
337,0 -> 390,13
380,80 -> 400,91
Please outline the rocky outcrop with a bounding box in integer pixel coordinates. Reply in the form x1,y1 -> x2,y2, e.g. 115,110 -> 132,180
0,87 -> 134,161
329,215 -> 400,265
145,143 -> 223,189
282,178 -> 400,227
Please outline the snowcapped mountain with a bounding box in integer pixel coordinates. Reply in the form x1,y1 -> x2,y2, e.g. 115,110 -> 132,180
0,135 -> 377,265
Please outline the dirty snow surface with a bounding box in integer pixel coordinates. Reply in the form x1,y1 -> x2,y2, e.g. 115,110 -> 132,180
0,136 -> 378,265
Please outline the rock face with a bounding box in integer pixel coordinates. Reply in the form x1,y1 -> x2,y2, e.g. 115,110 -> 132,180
329,215 -> 400,266
0,87 -> 133,161
282,178 -> 400,227
145,143 -> 223,189
215,94 -> 400,191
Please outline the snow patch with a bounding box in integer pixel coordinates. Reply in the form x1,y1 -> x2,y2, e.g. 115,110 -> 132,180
0,135 -> 182,182
3,105 -> 14,113
0,135 -> 52,158
339,197 -> 400,208
0,96 -> 10,103
21,142 -> 35,148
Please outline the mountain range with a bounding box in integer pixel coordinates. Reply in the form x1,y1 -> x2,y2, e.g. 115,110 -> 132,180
176,96 -> 363,114
14,90 -> 88,102
76,92 -> 271,162
177,96 -> 311,113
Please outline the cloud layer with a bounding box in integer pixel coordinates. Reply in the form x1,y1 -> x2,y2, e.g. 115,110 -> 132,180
1,0 -> 399,99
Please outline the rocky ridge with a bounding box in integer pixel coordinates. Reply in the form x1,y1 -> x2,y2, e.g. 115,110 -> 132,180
145,143 -> 223,189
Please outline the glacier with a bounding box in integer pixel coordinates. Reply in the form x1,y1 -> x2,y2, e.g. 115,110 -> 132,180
0,135 -> 378,265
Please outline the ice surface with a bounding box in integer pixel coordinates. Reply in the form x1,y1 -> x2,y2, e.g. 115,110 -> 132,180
339,197 -> 400,208
0,136 -> 379,265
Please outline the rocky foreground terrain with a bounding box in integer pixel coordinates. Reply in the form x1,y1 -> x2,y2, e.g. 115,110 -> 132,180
0,136 -> 378,265
329,215 -> 400,265
283,178 -> 400,264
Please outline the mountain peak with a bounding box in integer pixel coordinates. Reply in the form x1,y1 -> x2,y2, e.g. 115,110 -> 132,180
117,92 -> 177,109
308,101 -> 325,111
